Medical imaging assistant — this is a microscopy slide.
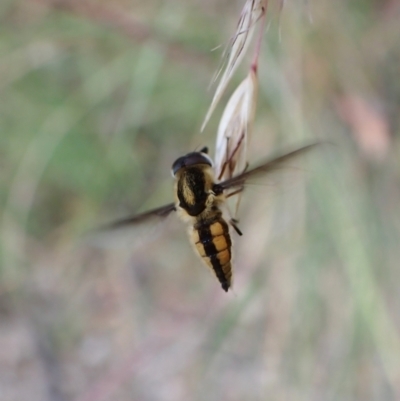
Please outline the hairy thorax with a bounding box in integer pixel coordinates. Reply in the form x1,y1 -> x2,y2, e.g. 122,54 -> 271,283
174,165 -> 224,223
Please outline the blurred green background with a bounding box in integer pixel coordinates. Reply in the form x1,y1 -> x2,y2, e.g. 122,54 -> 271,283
1,0 -> 400,400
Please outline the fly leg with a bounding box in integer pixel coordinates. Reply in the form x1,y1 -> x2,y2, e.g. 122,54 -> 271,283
226,187 -> 243,198
225,187 -> 244,236
231,162 -> 249,217
218,134 -> 245,181
229,218 -> 243,236
218,137 -> 231,181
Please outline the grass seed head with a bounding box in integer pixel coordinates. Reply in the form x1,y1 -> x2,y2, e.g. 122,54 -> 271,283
214,67 -> 258,182
201,0 -> 265,131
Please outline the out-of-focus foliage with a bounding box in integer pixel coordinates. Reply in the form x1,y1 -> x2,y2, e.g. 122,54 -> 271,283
1,0 -> 400,400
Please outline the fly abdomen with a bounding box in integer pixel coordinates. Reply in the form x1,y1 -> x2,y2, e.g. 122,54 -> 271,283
192,217 -> 232,291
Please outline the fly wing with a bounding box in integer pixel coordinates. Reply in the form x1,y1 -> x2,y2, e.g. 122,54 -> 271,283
97,203 -> 176,231
87,202 -> 176,249
216,143 -> 318,191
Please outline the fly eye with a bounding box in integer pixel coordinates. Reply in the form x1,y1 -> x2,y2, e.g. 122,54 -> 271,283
171,151 -> 213,175
202,153 -> 214,167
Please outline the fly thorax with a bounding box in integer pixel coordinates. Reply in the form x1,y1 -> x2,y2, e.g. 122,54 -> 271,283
175,166 -> 214,217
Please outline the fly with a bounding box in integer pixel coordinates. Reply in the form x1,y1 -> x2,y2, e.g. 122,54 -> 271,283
96,143 -> 317,292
